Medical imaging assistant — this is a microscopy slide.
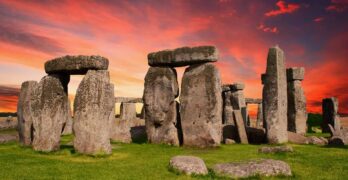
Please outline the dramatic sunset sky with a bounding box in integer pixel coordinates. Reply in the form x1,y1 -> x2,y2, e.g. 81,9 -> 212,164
0,0 -> 347,114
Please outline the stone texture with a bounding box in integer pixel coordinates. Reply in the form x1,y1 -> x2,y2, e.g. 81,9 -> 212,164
246,127 -> 266,144
148,46 -> 218,67
143,67 -> 180,146
212,159 -> 292,178
225,138 -> 236,144
322,97 -> 340,133
327,124 -> 347,145
62,99 -> 73,135
288,131 -> 308,144
31,74 -> 69,152
222,91 -> 234,125
180,63 -> 222,147
0,134 -> 18,144
230,83 -> 248,125
245,98 -> 262,104
258,146 -> 293,153
287,67 -> 307,135
17,81 -> 37,146
233,110 -> 249,144
45,55 -> 109,75
222,124 -> 239,143
256,104 -> 263,128
110,118 -> 146,143
169,156 -> 208,175
262,46 -> 288,144
73,70 -> 115,155
115,97 -> 143,103
120,102 -> 137,120
307,136 -> 327,145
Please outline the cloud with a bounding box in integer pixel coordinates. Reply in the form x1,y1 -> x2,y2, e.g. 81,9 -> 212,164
313,17 -> 324,22
0,85 -> 20,97
0,85 -> 20,112
265,0 -> 300,17
257,24 -> 279,33
326,0 -> 348,12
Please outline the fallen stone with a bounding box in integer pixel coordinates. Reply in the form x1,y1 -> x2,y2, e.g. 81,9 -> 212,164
180,63 -> 222,147
307,136 -> 327,145
120,102 -> 137,120
212,159 -> 292,178
169,156 -> 208,175
258,146 -> 293,153
288,132 -> 308,144
328,136 -> 345,146
73,70 -> 115,155
225,138 -> 236,144
45,55 -> 109,75
262,46 -> 288,144
148,46 -> 218,67
31,74 -> 69,152
143,67 -> 180,146
17,81 -> 37,146
233,110 -> 249,144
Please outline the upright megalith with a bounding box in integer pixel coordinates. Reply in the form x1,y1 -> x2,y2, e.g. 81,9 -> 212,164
31,74 -> 69,151
322,97 -> 340,133
180,63 -> 222,147
262,46 -> 288,144
73,70 -> 115,155
17,81 -> 38,146
287,67 -> 307,134
143,67 -> 180,146
62,99 -> 73,135
120,102 -> 137,120
230,83 -> 247,124
256,103 -> 263,128
222,85 -> 234,125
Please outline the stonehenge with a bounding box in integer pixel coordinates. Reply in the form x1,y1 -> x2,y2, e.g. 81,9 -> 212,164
287,67 -> 307,134
262,46 -> 288,144
120,102 -> 137,120
322,97 -> 341,133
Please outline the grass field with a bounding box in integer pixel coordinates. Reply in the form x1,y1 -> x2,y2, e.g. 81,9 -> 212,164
0,134 -> 347,179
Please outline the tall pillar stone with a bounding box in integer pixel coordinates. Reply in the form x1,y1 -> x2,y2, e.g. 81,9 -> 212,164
180,63 -> 222,147
322,97 -> 340,133
143,67 -> 180,146
287,67 -> 307,135
222,89 -> 234,125
256,103 -> 263,128
31,74 -> 69,151
62,99 -> 73,135
17,81 -> 38,146
230,83 -> 248,144
73,70 -> 115,155
262,46 -> 288,144
120,102 -> 137,120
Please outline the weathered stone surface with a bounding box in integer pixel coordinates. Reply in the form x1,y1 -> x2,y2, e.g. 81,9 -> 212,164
327,124 -> 347,145
140,106 -> 145,119
17,81 -> 37,146
221,84 -> 231,92
115,97 -> 143,103
246,127 -> 266,144
287,68 -> 307,134
143,67 -> 180,146
148,46 -> 218,67
230,83 -> 248,125
169,156 -> 208,175
286,67 -> 304,81
230,83 -> 245,91
222,91 -> 234,125
73,70 -> 115,155
0,117 -> 17,130
0,134 -> 18,144
233,110 -> 249,144
212,159 -> 292,178
288,131 -> 308,144
180,63 -> 222,147
45,55 -> 109,75
307,136 -> 327,145
225,138 -> 236,144
256,104 -> 263,128
31,74 -> 69,152
258,146 -> 293,153
62,99 -> 73,135
322,97 -> 340,133
222,124 -> 239,143
262,46 -> 288,144
245,98 -> 262,104
110,118 -> 146,143
120,102 -> 137,120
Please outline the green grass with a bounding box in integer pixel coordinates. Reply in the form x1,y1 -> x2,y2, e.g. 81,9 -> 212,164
0,135 -> 347,179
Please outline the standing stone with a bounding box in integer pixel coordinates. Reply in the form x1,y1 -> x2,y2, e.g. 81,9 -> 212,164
322,97 -> 340,133
62,99 -> 73,135
143,67 -> 180,146
287,67 -> 307,135
140,106 -> 145,119
222,90 -> 234,125
180,63 -> 222,147
120,102 -> 136,120
31,74 -> 69,151
73,70 -> 115,155
233,110 -> 249,144
256,103 -> 263,128
17,81 -> 38,146
230,83 -> 248,125
262,46 -> 288,144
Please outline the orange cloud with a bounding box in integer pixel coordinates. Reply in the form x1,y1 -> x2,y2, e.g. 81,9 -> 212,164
257,24 -> 279,33
265,0 -> 300,17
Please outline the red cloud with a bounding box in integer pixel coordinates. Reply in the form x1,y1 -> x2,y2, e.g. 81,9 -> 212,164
313,17 -> 324,22
326,0 -> 348,12
257,24 -> 279,33
265,0 -> 300,17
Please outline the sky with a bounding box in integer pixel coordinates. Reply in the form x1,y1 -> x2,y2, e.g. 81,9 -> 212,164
0,0 -> 347,115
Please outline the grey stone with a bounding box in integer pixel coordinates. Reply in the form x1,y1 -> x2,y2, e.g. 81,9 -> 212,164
230,83 -> 245,91
327,124 -> 347,145
258,145 -> 293,153
140,106 -> 145,119
115,97 -> 143,103
287,69 -> 307,135
62,99 -> 73,135
322,97 -> 340,133
180,63 -> 222,147
256,104 -> 263,128
221,84 -> 231,92
169,156 -> 208,175
148,46 -> 218,67
222,91 -> 234,125
212,159 -> 292,178
0,134 -> 18,144
225,138 -> 236,144
143,67 -> 180,146
246,127 -> 266,144
230,83 -> 248,125
262,46 -> 288,144
73,70 -> 115,155
120,102 -> 137,120
233,110 -> 248,144
245,98 -> 262,104
307,136 -> 327,145
45,55 -> 109,75
110,118 -> 146,143
288,131 -> 308,144
31,74 -> 69,152
286,67 -> 304,81
17,81 -> 37,146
